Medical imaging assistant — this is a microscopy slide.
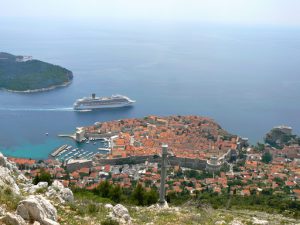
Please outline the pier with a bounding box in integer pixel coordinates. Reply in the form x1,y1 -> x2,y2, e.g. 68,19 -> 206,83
50,144 -> 68,157
58,134 -> 76,140
98,147 -> 111,152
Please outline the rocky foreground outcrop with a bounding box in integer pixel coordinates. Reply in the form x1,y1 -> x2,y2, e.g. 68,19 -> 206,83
0,153 -> 20,195
106,204 -> 132,225
0,151 -> 134,225
23,180 -> 74,204
0,152 -> 63,225
0,152 -> 299,225
17,195 -> 59,225
45,180 -> 74,204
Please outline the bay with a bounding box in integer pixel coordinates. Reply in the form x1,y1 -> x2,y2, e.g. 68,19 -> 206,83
0,20 -> 299,159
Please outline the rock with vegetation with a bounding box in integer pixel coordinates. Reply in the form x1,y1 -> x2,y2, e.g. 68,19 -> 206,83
110,204 -> 132,225
0,206 -> 5,217
16,195 -> 59,225
0,167 -> 20,196
264,127 -> 300,148
1,212 -> 27,225
0,52 -> 73,92
1,151 -> 300,225
0,151 -> 63,225
46,180 -> 74,204
25,182 -> 49,194
0,152 -> 18,172
0,153 -> 20,195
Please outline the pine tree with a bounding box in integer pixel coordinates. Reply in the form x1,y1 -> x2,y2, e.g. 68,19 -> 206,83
109,185 -> 122,203
132,184 -> 146,205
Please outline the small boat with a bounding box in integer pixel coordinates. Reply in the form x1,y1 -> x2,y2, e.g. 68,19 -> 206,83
45,133 -> 49,136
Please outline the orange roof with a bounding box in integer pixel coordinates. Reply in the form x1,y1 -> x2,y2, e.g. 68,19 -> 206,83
115,139 -> 125,146
71,171 -> 80,179
8,157 -> 36,165
78,167 -> 90,174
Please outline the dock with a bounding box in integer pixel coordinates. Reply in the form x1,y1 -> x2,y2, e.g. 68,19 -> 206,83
98,148 -> 111,152
51,144 -> 68,157
58,134 -> 76,140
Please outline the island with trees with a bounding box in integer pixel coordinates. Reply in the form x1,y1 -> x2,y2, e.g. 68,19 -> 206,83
0,52 -> 73,92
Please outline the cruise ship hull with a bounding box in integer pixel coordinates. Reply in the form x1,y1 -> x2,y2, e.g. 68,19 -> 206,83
74,101 -> 134,110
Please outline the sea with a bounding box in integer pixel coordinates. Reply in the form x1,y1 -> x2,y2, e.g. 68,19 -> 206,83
0,19 -> 300,159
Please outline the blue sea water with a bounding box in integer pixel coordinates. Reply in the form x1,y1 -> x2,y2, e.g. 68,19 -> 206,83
0,20 -> 300,159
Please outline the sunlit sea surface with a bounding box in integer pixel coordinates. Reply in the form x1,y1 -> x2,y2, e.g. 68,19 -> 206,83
0,20 -> 300,159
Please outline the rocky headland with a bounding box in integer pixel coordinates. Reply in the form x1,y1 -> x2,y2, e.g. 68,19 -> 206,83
0,52 -> 73,92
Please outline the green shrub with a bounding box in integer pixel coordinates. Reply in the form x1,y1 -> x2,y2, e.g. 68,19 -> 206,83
33,168 -> 53,185
101,218 -> 119,225
87,203 -> 100,214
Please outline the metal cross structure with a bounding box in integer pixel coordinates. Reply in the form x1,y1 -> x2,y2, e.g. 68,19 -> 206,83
159,144 -> 168,204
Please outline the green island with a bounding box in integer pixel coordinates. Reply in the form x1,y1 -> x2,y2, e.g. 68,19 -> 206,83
0,52 -> 73,92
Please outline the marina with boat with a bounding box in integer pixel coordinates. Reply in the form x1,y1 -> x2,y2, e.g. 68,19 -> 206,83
50,136 -> 112,162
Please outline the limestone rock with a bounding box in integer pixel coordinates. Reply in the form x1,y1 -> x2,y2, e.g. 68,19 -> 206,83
231,220 -> 245,225
157,201 -> 169,209
24,182 -> 49,194
16,195 -> 58,225
17,174 -> 29,183
104,204 -> 113,210
59,188 -> 74,203
147,201 -> 169,211
113,204 -> 129,218
0,205 -> 5,216
0,152 -> 7,167
2,212 -> 27,225
0,152 -> 20,195
46,180 -> 73,204
252,217 -> 269,225
0,166 -> 20,195
36,182 -> 48,189
51,180 -> 64,190
111,204 -> 132,225
0,152 -> 19,173
43,218 -> 60,225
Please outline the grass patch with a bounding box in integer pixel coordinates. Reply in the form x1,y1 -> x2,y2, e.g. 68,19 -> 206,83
0,187 -> 22,210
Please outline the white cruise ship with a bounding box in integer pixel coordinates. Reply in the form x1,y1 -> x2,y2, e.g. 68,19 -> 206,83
73,94 -> 135,110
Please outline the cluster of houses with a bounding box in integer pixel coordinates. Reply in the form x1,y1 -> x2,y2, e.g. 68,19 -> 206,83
85,115 -> 239,161
6,116 -> 300,200
8,143 -> 300,200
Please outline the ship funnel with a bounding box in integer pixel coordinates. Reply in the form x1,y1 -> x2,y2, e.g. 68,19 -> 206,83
92,93 -> 96,99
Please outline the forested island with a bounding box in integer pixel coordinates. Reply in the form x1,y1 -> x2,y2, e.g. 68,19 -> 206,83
0,52 -> 73,92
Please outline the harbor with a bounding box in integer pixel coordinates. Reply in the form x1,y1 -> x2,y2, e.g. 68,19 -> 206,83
49,137 -> 111,162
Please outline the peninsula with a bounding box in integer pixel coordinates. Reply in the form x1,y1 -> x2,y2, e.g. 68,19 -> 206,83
0,52 -> 73,92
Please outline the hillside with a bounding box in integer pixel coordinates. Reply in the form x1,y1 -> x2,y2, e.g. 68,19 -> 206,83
1,152 -> 299,225
0,52 -> 73,92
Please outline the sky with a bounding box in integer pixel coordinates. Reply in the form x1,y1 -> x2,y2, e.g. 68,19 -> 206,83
1,0 -> 300,27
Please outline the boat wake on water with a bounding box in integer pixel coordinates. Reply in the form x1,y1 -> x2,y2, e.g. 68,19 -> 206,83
0,107 -> 75,112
